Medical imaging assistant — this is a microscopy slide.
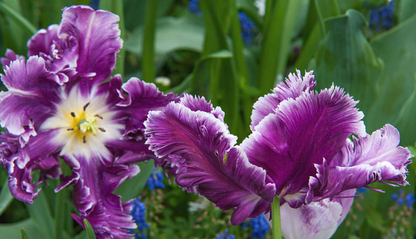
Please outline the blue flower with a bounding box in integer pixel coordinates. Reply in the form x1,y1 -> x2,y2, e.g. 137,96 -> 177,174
130,197 -> 149,238
369,1 -> 394,30
405,193 -> 415,207
188,0 -> 202,15
391,189 -> 415,207
146,169 -> 165,190
250,214 -> 269,239
238,11 -> 256,45
216,229 -> 235,239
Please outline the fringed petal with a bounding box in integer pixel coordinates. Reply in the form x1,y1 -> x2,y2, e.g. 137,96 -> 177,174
308,124 -> 412,202
242,85 -> 365,206
145,95 -> 275,225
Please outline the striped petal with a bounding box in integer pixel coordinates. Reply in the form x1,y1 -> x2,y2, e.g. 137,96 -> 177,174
145,95 -> 275,225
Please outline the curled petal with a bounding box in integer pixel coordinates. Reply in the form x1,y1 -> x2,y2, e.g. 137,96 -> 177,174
145,95 -> 275,225
59,5 -> 123,82
1,49 -> 25,68
0,57 -> 61,143
242,86 -> 365,206
250,70 -> 316,130
69,154 -> 139,239
116,77 -> 179,143
308,124 -> 412,201
0,132 -> 62,204
27,24 -> 59,57
277,189 -> 355,239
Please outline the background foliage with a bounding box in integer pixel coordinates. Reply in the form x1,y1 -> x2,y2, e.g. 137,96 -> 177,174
0,0 -> 415,238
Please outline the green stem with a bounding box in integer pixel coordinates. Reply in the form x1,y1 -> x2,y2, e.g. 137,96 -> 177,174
271,197 -> 282,239
142,0 -> 158,82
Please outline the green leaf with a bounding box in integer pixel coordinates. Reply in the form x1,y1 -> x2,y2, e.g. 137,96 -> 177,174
257,0 -> 305,95
21,229 -> 29,239
125,15 -> 204,60
99,0 -> 125,77
399,0 -> 416,23
313,9 -> 384,117
198,0 -> 241,136
0,179 -> 13,216
141,0 -> 158,82
370,14 -> 416,145
0,2 -> 37,35
114,160 -> 155,200
83,219 -> 97,239
362,0 -> 388,10
26,190 -> 55,239
0,219 -> 43,239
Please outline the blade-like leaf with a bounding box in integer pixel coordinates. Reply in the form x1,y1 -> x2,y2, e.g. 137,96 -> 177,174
0,219 -> 43,239
114,160 -> 155,200
21,229 -> 29,239
26,190 -> 55,239
0,2 -> 37,35
0,179 -> 13,216
313,9 -> 384,117
370,14 -> 416,145
83,219 -> 97,239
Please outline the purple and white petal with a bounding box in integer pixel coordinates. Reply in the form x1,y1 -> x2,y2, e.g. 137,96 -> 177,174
242,86 -> 365,206
68,154 -> 138,239
0,132 -> 62,204
250,70 -> 316,130
145,95 -> 275,225
308,124 -> 412,201
27,24 -> 59,57
116,77 -> 179,141
59,5 -> 122,83
1,49 -> 25,68
0,57 -> 62,143
276,189 -> 355,239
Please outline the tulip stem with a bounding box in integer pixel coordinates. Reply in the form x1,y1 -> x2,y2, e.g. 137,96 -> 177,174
271,196 -> 282,239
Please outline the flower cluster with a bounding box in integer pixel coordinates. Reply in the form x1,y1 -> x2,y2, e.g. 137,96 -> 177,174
146,169 -> 165,191
238,11 -> 257,45
369,0 -> 394,30
250,214 -> 269,239
216,229 -> 235,239
145,70 -> 412,238
0,5 -> 178,239
130,197 -> 149,239
391,189 -> 415,207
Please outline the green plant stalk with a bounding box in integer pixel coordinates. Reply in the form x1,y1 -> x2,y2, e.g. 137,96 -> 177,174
54,188 -> 65,239
271,197 -> 282,239
0,2 -> 37,35
99,0 -> 125,77
142,0 -> 158,82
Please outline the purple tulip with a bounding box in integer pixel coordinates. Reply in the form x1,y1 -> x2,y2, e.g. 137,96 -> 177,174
0,5 -> 178,239
144,70 -> 412,229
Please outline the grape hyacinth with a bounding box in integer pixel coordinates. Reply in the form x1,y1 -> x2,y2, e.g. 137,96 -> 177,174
369,0 -> 394,31
130,197 -> 149,239
146,169 -> 165,190
238,11 -> 256,45
250,214 -> 269,239
216,229 -> 235,239
391,189 -> 415,207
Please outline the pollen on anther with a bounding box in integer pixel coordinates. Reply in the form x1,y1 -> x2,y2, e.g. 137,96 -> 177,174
67,128 -> 74,131
99,127 -> 106,132
83,102 -> 90,111
70,112 -> 76,118
95,114 -> 103,119
83,136 -> 86,144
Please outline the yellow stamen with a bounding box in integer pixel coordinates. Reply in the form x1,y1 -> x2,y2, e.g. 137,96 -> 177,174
79,116 -> 99,135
